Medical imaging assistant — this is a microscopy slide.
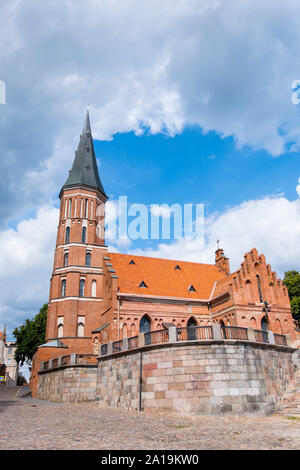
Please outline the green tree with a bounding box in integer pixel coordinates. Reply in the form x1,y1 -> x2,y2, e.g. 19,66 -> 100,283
13,304 -> 48,365
283,270 -> 300,323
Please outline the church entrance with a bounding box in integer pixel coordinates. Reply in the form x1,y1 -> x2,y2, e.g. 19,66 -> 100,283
140,315 -> 151,344
187,317 -> 197,340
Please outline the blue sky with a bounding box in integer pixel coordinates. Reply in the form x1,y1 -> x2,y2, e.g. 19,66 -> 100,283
95,127 -> 299,213
1,0 -> 300,340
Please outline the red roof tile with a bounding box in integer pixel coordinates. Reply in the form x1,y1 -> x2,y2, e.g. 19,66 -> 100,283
108,253 -> 226,299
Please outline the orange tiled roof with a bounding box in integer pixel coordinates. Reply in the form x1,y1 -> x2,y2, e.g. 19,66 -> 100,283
108,252 -> 226,299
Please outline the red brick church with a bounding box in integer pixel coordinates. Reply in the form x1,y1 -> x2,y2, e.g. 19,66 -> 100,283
30,111 -> 299,396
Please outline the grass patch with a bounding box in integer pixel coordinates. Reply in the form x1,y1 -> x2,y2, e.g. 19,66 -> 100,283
285,416 -> 300,421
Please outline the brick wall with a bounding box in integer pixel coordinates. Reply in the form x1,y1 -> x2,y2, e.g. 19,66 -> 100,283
96,342 -> 296,416
37,365 -> 97,402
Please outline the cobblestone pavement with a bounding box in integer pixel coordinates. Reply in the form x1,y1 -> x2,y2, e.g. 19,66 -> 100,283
0,387 -> 299,450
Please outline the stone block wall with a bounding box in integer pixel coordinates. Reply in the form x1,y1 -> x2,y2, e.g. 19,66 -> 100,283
96,341 -> 296,416
37,365 -> 97,402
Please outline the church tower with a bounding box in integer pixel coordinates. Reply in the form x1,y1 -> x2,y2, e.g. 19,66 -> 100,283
45,110 -> 109,352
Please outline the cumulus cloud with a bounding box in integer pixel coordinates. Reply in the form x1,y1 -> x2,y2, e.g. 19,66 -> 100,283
1,0 -> 300,226
0,206 -> 59,338
132,182 -> 300,277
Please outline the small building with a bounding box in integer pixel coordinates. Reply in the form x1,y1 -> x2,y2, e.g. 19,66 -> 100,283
0,329 -> 19,385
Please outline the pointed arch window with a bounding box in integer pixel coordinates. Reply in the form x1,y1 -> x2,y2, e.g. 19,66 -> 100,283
82,226 -> 86,243
57,320 -> 64,338
79,279 -> 85,297
187,317 -> 197,340
188,284 -> 196,292
61,280 -> 66,297
64,252 -> 69,267
129,259 -> 136,265
84,199 -> 88,218
65,226 -> 70,244
140,315 -> 151,333
86,252 -> 91,266
68,199 -> 72,218
175,265 -> 181,270
256,275 -> 263,303
77,317 -> 84,338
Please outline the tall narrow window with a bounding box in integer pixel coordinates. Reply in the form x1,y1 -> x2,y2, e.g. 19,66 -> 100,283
68,199 -> 72,218
86,252 -> 91,266
91,200 -> 94,219
91,280 -> 96,297
256,275 -> 263,302
77,322 -> 84,337
64,198 -> 68,219
65,226 -> 70,244
84,199 -> 88,218
82,226 -> 86,243
64,252 -> 69,267
61,280 -> 66,297
79,279 -> 85,297
57,322 -> 64,338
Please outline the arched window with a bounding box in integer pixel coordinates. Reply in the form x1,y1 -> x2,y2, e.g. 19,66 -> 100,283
245,280 -> 252,301
275,319 -> 282,334
82,227 -> 86,243
256,275 -> 263,303
61,280 -> 66,297
93,337 -> 99,355
91,280 -> 96,297
140,315 -> 151,333
65,226 -> 70,244
220,319 -> 226,338
57,317 -> 64,338
130,323 -> 136,337
68,199 -> 72,218
187,317 -> 197,340
86,252 -> 91,266
140,315 -> 151,345
57,323 -> 63,338
64,252 -> 69,267
122,323 -> 128,338
77,322 -> 84,337
79,279 -> 85,297
84,199 -> 88,218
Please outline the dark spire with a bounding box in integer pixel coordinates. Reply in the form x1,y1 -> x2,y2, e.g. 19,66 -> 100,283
61,109 -> 107,198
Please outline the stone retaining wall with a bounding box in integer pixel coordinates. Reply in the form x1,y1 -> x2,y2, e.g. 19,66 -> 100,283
37,365 -> 97,402
96,341 -> 296,416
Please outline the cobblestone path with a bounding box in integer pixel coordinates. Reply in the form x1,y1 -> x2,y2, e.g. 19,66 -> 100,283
0,387 -> 299,450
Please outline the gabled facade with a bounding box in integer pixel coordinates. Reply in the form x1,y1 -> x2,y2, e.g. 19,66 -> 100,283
30,112 -> 300,396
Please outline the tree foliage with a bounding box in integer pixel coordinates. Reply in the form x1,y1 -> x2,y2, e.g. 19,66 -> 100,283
13,304 -> 48,365
283,270 -> 300,323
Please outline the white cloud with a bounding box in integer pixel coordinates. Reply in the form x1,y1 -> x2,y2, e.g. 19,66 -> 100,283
1,1 -> 300,226
131,181 -> 300,278
296,178 -> 300,197
0,206 -> 59,338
